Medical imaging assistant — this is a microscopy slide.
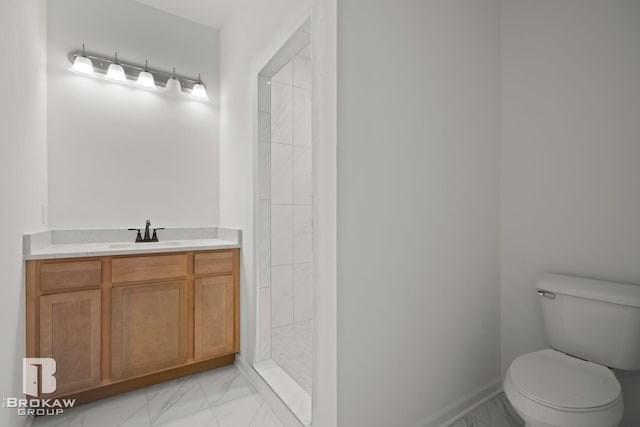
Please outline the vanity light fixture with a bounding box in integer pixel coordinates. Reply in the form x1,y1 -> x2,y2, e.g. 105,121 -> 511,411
190,73 -> 209,101
136,60 -> 157,90
105,52 -> 127,83
68,44 -> 95,76
68,46 -> 209,102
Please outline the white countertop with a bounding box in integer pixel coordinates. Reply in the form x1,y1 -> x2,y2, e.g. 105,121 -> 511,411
24,227 -> 241,260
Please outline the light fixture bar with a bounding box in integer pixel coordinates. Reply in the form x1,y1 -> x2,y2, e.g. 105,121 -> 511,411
67,50 -> 205,93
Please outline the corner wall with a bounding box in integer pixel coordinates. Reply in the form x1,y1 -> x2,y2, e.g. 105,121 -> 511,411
336,1 -> 501,426
0,0 -> 48,425
500,1 -> 640,425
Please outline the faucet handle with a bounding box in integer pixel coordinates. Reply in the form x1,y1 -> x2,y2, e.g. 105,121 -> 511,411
128,228 -> 143,242
150,228 -> 164,242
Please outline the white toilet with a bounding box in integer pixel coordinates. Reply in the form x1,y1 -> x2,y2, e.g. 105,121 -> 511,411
504,274 -> 640,427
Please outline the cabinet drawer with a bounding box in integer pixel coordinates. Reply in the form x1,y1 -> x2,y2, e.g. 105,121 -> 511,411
194,251 -> 233,275
40,260 -> 102,291
112,254 -> 187,284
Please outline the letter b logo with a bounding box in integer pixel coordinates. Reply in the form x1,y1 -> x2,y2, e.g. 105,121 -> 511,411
23,358 -> 57,397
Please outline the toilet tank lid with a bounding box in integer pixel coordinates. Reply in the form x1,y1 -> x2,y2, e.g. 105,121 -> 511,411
537,274 -> 640,307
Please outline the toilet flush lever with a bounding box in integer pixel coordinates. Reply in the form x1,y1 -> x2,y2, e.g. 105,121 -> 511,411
537,289 -> 556,299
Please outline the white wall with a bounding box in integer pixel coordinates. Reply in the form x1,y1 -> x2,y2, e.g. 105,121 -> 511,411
47,0 -> 220,229
219,0 -> 310,371
0,0 -> 48,426
310,0 -> 338,424
500,1 -> 640,425
336,1 -> 500,426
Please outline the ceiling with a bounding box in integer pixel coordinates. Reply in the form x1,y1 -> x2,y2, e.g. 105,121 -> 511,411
133,0 -> 246,29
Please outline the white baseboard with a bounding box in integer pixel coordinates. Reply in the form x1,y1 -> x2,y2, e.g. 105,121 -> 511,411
412,378 -> 503,427
235,356 -> 305,427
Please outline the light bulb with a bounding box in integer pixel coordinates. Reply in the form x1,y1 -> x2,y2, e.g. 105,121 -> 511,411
190,74 -> 209,101
69,44 -> 95,76
69,56 -> 95,76
165,78 -> 182,95
136,60 -> 157,90
106,63 -> 127,82
105,52 -> 127,83
136,71 -> 156,90
190,83 -> 209,101
165,67 -> 182,96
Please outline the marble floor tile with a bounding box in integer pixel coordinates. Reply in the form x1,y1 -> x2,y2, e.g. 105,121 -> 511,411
145,375 -> 210,426
197,364 -> 256,408
450,415 -> 488,427
451,393 -> 524,427
154,408 -> 219,427
32,405 -> 85,427
213,394 -> 281,427
83,388 -> 150,427
31,365 -> 283,427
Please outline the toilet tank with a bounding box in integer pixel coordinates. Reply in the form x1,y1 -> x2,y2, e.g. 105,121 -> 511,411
537,273 -> 640,371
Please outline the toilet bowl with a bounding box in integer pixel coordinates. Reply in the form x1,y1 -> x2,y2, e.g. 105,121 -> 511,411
502,274 -> 640,427
504,349 -> 623,427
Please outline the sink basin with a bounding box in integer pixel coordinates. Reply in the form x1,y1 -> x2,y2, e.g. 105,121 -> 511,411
108,241 -> 183,249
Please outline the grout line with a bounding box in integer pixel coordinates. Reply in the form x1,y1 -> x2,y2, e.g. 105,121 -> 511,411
290,55 -> 297,328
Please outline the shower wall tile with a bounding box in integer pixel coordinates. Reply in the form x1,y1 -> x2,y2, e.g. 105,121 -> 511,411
293,56 -> 311,90
271,265 -> 294,327
271,204 -> 293,266
272,61 -> 293,85
293,146 -> 312,205
293,263 -> 313,322
259,112 -> 271,200
270,143 -> 292,204
293,206 -> 312,264
271,82 -> 293,144
257,287 -> 272,361
258,76 -> 271,113
258,200 -> 271,288
293,88 -> 311,148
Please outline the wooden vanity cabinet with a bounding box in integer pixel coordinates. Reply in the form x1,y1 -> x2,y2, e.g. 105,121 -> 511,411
26,249 -> 240,404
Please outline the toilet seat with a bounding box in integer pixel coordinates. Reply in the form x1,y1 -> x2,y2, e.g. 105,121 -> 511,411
509,349 -> 621,412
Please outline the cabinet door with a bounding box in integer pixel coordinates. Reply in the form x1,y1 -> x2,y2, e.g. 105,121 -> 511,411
194,276 -> 235,360
39,290 -> 101,396
111,280 -> 188,380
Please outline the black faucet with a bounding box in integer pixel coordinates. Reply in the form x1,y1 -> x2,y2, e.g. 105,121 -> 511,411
128,219 -> 165,243
143,219 -> 152,241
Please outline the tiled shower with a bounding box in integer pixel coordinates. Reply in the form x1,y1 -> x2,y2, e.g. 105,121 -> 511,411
256,19 -> 313,408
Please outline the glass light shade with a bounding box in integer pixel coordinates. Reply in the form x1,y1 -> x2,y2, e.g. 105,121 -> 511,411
165,77 -> 182,96
190,83 -> 209,101
136,71 -> 157,90
69,56 -> 95,76
105,63 -> 127,82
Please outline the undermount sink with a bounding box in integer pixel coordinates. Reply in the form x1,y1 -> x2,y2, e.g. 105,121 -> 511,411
108,241 -> 183,249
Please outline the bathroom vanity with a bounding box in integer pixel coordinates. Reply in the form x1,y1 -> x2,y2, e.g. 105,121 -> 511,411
23,228 -> 241,404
